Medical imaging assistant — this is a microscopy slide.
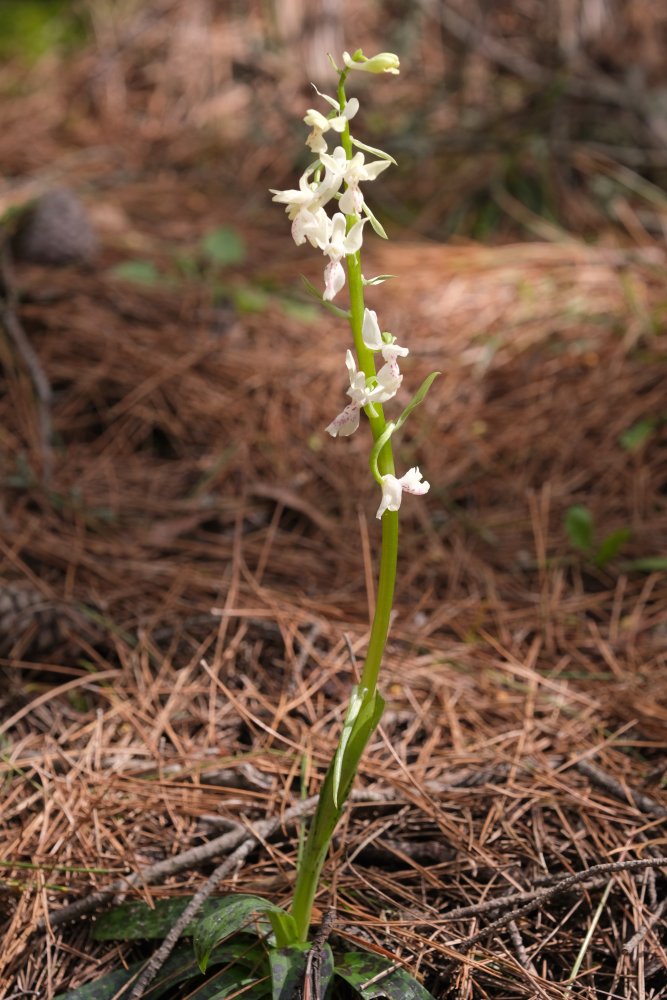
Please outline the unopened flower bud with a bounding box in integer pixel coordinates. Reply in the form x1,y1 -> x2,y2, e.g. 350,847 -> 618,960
342,50 -> 400,75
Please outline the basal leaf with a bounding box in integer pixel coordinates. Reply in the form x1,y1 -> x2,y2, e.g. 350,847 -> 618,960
93,897 -> 223,941
269,943 -> 334,1000
194,896 -> 287,973
335,951 -> 435,999
269,945 -> 308,1000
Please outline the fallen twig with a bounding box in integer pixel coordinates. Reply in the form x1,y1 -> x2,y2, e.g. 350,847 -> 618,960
451,857 -> 667,951
574,758 -> 667,818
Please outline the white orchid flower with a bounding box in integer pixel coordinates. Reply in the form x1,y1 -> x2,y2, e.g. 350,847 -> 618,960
304,97 -> 359,154
376,467 -> 430,519
338,152 -> 391,215
361,308 -> 409,379
291,205 -> 330,249
321,213 -> 366,301
326,349 -> 396,437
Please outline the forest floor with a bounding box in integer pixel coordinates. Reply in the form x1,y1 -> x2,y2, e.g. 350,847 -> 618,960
1,30 -> 667,1000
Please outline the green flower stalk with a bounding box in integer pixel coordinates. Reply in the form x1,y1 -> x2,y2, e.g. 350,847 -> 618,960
271,50 -> 436,944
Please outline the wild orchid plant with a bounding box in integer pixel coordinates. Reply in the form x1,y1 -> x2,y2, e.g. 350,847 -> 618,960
270,49 -> 438,952
61,49 -> 437,1000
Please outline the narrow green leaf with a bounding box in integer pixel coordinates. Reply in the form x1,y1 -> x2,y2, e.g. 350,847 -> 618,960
362,203 -> 388,240
619,418 -> 656,452
335,951 -> 435,999
564,505 -> 594,552
110,260 -> 161,286
594,528 -> 631,568
194,896 -> 286,973
332,686 -> 366,807
350,136 -> 397,165
301,275 -> 351,318
393,372 -> 441,436
369,371 -> 440,483
362,274 -> 396,286
622,556 -> 667,572
201,227 -> 247,266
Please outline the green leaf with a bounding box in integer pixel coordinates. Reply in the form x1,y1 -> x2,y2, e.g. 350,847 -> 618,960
619,418 -> 656,452
564,505 -> 594,552
362,202 -> 388,240
54,963 -> 138,1000
369,372 -> 440,482
594,528 -> 631,568
350,136 -> 397,165
183,966 -> 269,999
93,897 -> 224,941
301,275 -> 351,319
201,227 -> 247,266
232,285 -> 269,313
362,274 -> 396,286
331,686 -> 365,808
267,909 -> 299,948
622,556 -> 667,572
55,943 -> 243,1000
269,943 -> 334,1000
335,951 -> 435,999
110,260 -> 161,286
194,896 -> 288,973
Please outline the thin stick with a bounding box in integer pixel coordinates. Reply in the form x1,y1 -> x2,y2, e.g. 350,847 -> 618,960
452,857 -> 667,951
574,758 -> 667,817
0,242 -> 54,483
41,794 -> 320,932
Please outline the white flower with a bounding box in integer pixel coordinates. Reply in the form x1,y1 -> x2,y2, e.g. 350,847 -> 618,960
320,148 -> 390,217
270,168 -> 321,222
326,349 -> 396,437
291,205 -> 330,248
338,152 -> 391,215
320,213 -> 366,301
361,308 -> 409,380
304,97 -> 359,154
376,468 -> 430,519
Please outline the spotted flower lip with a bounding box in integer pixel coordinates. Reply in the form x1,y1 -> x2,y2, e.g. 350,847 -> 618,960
326,348 -> 400,437
376,467 -> 430,519
320,213 -> 366,301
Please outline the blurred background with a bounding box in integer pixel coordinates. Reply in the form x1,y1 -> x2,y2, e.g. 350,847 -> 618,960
2,0 -> 667,239
1,5 -> 667,995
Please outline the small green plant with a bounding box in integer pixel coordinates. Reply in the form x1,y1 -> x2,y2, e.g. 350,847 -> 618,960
564,504 -> 630,569
58,49 -> 437,1000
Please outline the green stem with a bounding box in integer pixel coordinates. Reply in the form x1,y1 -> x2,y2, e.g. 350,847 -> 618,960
290,75 -> 399,943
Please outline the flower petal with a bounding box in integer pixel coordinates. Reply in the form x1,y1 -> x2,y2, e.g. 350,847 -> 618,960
362,309 -> 383,350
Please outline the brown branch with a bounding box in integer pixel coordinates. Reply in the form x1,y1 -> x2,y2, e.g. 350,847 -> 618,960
124,802 -> 317,1000
574,758 -> 667,818
452,857 -> 667,951
41,794 -> 320,932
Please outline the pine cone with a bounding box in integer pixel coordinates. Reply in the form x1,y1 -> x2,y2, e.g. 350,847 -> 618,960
0,583 -> 64,657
